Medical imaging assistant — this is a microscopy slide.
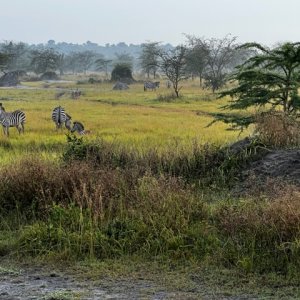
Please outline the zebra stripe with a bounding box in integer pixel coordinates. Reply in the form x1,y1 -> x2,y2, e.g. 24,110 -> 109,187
144,81 -> 160,91
52,106 -> 71,130
71,121 -> 86,135
0,109 -> 26,136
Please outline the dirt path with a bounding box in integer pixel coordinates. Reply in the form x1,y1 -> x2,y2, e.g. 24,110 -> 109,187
1,261 -> 298,299
0,264 -> 199,300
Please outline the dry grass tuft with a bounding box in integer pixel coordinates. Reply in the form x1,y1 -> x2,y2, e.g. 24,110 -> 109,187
255,111 -> 300,148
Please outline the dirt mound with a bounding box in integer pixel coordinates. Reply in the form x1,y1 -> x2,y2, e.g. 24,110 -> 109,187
235,148 -> 300,196
40,71 -> 59,80
246,150 -> 300,180
113,82 -> 129,90
227,137 -> 253,155
225,138 -> 300,195
0,71 -> 21,86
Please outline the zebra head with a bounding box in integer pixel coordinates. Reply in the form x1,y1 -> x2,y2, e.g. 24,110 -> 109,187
65,113 -> 72,130
71,121 -> 85,135
0,107 -> 5,122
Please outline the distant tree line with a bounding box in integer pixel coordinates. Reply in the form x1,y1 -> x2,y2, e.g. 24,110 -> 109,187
139,35 -> 254,96
0,40 -> 172,76
0,36 -> 254,94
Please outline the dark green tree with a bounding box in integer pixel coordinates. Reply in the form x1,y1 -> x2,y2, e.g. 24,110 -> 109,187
1,41 -> 29,71
111,63 -> 134,82
0,52 -> 10,72
30,49 -> 60,74
215,42 -> 300,129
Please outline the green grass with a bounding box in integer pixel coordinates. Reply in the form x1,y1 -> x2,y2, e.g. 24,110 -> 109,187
0,78 -> 250,163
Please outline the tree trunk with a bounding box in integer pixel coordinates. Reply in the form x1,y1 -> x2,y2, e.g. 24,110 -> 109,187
199,75 -> 202,88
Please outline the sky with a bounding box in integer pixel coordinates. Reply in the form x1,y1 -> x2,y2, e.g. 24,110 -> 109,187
0,0 -> 299,46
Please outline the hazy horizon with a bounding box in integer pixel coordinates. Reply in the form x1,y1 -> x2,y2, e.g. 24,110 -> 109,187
1,0 -> 299,46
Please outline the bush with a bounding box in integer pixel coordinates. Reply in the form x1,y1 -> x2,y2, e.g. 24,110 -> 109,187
40,71 -> 59,80
62,135 -> 261,188
0,149 -> 299,275
156,93 -> 179,102
255,111 -> 300,148
214,192 -> 300,274
111,63 -> 134,83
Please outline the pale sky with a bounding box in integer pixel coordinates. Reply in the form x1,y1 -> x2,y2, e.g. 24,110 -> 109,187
0,0 -> 299,46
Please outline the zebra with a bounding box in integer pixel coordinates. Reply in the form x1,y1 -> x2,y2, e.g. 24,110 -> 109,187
0,108 -> 26,137
144,81 -> 160,91
71,121 -> 88,135
51,106 -> 72,130
65,113 -> 72,131
71,89 -> 81,99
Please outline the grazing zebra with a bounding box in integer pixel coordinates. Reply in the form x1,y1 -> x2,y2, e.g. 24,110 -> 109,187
144,81 -> 160,91
0,108 -> 26,137
51,106 -> 72,130
65,113 -> 72,131
71,89 -> 81,99
71,121 -> 88,135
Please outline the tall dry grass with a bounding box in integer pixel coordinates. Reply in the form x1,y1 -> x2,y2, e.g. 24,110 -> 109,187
255,111 -> 300,148
0,139 -> 298,276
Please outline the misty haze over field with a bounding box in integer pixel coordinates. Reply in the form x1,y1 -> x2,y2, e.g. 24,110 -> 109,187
0,0 -> 299,46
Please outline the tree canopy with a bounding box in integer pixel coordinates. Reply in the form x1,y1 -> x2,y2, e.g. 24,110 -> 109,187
111,63 -> 134,82
215,42 -> 300,129
158,46 -> 188,97
139,42 -> 160,79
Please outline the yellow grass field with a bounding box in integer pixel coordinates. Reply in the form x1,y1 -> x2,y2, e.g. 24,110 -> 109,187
0,78 -> 250,163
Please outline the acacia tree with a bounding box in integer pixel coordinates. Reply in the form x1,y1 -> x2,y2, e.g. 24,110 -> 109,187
0,52 -> 10,72
185,35 -> 209,87
30,49 -> 60,74
1,41 -> 29,71
159,46 -> 188,97
204,35 -> 238,92
95,56 -> 112,78
139,42 -> 160,78
215,42 -> 300,129
56,53 -> 65,75
76,51 -> 96,74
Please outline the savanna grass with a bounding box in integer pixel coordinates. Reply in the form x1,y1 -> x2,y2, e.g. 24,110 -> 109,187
0,137 -> 298,277
0,78 -> 298,278
0,78 -> 248,163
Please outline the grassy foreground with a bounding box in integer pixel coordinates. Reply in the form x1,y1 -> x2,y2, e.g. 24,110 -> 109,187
0,136 -> 299,274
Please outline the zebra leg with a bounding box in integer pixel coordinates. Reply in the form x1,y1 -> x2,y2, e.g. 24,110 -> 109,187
17,124 -> 24,134
5,126 -> 9,137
